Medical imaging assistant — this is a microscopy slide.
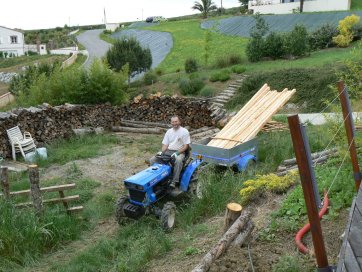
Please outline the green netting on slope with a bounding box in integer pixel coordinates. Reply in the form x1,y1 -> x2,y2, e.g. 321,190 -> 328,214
201,11 -> 362,37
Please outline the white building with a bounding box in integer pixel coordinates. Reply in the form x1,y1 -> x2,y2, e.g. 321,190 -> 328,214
0,26 -> 25,56
249,0 -> 351,14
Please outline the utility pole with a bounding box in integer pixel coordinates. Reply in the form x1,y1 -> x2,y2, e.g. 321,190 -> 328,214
300,0 -> 304,12
338,81 -> 361,190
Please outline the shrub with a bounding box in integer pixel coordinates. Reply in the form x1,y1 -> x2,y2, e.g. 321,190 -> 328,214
263,32 -> 285,59
215,54 -> 242,68
283,25 -> 310,58
178,76 -> 205,95
333,14 -> 361,47
17,60 -> 127,106
226,67 -> 338,112
231,65 -> 246,74
246,37 -> 265,62
185,58 -> 198,73
209,69 -> 231,82
309,24 -> 338,50
199,86 -> 216,97
155,67 -> 163,76
143,70 -> 158,85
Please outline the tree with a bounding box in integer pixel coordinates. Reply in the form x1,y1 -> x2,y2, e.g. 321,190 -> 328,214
106,37 -> 152,84
238,0 -> 248,7
192,0 -> 217,18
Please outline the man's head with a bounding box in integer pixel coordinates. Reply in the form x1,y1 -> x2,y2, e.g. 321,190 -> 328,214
171,116 -> 181,129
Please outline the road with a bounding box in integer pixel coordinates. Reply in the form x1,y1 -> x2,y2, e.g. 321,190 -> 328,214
77,29 -> 112,69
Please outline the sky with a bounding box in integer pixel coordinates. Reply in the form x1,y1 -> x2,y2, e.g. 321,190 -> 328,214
1,0 -> 240,30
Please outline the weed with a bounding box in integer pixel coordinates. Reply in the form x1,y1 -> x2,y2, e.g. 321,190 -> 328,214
209,69 -> 230,82
272,255 -> 303,272
184,246 -> 201,256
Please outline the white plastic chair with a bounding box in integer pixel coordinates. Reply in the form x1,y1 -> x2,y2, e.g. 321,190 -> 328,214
6,126 -> 36,161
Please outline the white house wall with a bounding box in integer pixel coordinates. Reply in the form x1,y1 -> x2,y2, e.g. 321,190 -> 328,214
249,0 -> 351,14
0,27 -> 25,56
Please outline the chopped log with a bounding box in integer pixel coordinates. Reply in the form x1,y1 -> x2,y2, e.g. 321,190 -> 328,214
232,220 -> 254,247
112,126 -> 165,134
72,127 -> 104,136
283,148 -> 337,166
192,208 -> 251,272
28,165 -> 43,216
223,203 -> 242,233
190,127 -> 214,136
1,167 -> 10,199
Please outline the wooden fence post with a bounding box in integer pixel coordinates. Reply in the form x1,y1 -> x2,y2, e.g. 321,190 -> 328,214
337,81 -> 361,191
1,167 -> 10,199
288,115 -> 331,271
28,165 -> 43,216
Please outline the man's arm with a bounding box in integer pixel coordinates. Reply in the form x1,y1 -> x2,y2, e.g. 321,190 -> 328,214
177,144 -> 189,154
162,144 -> 168,152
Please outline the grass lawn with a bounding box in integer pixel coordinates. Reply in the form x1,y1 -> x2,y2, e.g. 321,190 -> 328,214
351,0 -> 362,10
0,55 -> 66,71
143,20 -> 248,74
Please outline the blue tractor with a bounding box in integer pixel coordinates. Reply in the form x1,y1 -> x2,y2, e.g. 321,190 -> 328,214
115,137 -> 257,230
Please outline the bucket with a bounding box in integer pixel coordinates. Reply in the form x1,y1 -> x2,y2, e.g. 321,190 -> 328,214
25,147 -> 47,162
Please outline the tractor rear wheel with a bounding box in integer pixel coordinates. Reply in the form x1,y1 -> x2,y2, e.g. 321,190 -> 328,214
115,195 -> 128,225
160,202 -> 176,231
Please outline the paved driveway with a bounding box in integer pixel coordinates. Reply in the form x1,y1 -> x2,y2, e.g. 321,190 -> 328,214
77,29 -> 112,68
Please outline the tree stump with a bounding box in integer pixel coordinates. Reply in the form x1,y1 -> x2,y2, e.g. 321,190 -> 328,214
28,165 -> 43,216
1,167 -> 10,199
223,203 -> 243,233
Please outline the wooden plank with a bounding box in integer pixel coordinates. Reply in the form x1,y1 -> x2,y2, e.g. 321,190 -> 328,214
67,206 -> 84,212
209,87 -> 273,147
0,183 -> 76,197
16,195 -> 79,208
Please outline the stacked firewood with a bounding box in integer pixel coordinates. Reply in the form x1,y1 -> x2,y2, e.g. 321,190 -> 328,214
0,97 -> 213,158
118,96 -> 213,128
276,148 -> 338,176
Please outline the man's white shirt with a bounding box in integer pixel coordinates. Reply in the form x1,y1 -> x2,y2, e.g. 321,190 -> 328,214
162,127 -> 190,151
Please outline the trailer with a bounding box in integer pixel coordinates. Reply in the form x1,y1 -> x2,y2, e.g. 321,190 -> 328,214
191,137 -> 258,172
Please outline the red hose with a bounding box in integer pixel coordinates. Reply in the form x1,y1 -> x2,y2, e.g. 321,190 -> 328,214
295,192 -> 329,254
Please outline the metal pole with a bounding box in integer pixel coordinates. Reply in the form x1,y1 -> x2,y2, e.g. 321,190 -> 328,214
337,81 -> 361,191
288,115 -> 330,271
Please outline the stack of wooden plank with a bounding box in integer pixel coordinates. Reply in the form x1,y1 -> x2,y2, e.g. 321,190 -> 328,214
207,84 -> 296,149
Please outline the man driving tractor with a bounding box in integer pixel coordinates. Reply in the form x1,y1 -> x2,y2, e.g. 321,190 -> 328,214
150,116 -> 191,189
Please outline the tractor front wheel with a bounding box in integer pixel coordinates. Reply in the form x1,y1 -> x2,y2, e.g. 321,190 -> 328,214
160,202 -> 176,231
115,195 -> 128,225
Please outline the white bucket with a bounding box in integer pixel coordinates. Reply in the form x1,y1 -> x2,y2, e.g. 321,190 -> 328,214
25,147 -> 47,162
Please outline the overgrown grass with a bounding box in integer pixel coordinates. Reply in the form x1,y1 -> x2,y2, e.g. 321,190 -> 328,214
36,134 -> 121,167
351,0 -> 362,10
51,219 -> 171,272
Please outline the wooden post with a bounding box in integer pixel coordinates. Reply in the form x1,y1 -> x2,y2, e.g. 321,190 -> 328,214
288,115 -> 331,271
223,203 -> 242,232
28,165 -> 43,216
338,81 -> 361,191
59,190 -> 69,211
1,167 -> 10,199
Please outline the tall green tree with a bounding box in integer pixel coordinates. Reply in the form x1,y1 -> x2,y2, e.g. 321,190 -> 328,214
238,0 -> 248,7
106,37 -> 152,84
192,0 -> 217,18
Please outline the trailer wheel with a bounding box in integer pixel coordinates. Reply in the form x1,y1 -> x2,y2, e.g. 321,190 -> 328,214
115,195 -> 128,225
160,202 -> 176,231
245,160 -> 256,175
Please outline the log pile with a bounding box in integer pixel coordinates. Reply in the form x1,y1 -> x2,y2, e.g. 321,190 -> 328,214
261,120 -> 288,132
276,148 -> 338,176
208,84 -> 296,149
118,96 -> 213,129
0,97 -> 213,158
190,126 -> 220,142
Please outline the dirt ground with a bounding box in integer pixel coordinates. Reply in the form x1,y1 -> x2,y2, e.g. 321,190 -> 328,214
24,133 -> 350,272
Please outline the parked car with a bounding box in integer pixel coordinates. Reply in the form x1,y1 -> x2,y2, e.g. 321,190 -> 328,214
145,16 -> 167,23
